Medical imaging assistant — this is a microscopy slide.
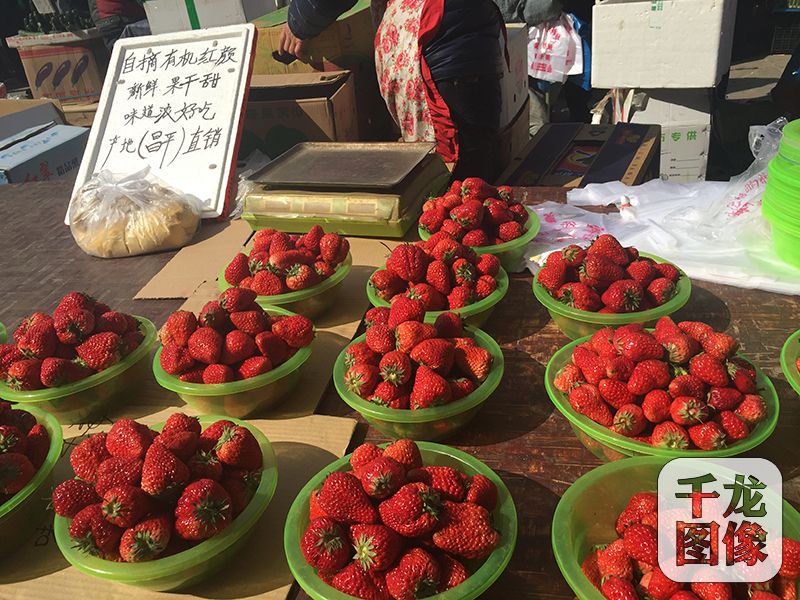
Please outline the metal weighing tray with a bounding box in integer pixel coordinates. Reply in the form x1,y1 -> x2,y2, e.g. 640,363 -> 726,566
250,142 -> 436,190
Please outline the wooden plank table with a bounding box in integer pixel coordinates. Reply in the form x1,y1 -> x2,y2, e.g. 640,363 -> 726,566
0,181 -> 798,600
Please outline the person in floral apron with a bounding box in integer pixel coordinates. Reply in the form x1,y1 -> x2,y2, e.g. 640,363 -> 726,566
279,0 -> 506,180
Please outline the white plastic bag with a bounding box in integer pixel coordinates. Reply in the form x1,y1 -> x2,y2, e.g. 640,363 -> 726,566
527,13 -> 583,83
69,168 -> 203,258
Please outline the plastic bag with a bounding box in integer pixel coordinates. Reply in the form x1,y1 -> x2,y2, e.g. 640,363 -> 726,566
528,13 -> 583,83
69,168 -> 203,258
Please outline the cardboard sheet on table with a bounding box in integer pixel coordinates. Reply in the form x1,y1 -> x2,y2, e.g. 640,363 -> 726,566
175,236 -> 402,418
0,406 -> 357,600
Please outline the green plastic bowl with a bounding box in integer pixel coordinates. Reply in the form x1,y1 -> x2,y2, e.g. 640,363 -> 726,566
152,306 -> 312,418
0,405 -> 63,557
284,441 -> 517,600
778,119 -> 800,164
0,317 -> 157,424
53,415 -> 278,592
419,207 -> 540,273
545,334 -> 780,462
367,267 -> 509,329
532,253 -> 692,340
552,456 -> 800,600
333,325 -> 504,440
0,322 -> 6,344
780,329 -> 800,397
762,203 -> 800,270
218,253 -> 352,319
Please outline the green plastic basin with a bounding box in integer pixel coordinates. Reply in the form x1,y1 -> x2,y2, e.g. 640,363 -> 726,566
0,317 -> 157,424
334,325 -> 504,440
53,415 -> 278,592
0,322 -> 6,344
778,119 -> 800,165
532,253 -> 692,340
153,306 -> 312,419
763,202 -> 800,269
367,266 -> 509,329
218,253 -> 352,319
780,329 -> 800,397
284,441 -> 517,600
0,405 -> 63,557
552,456 -> 800,600
545,333 -> 780,462
419,207 -> 541,273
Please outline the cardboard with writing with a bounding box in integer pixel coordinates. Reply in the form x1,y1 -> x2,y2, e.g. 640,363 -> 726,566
0,123 -> 89,185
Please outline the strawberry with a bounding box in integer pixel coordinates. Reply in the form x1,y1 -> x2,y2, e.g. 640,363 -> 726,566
386,547 -> 441,599
661,333 -> 700,364
371,269 -> 406,301
345,363 -> 381,398
625,260 -> 657,287
198,301 -> 230,330
387,296 -> 426,330
454,345 -> 493,382
616,331 -> 665,362
445,377 -> 474,401
465,473 -> 497,511
670,396 -> 709,426
154,430 -> 199,461
701,332 -> 739,360
318,471 -> 378,524
450,258 -> 475,286
13,312 -> 53,345
0,345 -> 23,379
581,549 -> 602,590
69,503 -> 123,558
298,224 -> 325,251
53,309 -> 95,345
554,363 -> 584,393
498,220 -> 524,241
727,360 -> 757,394
140,442 -> 189,497
735,394 -> 767,425
254,331 -> 289,366
572,346 -> 605,384
604,356 -> 635,382
332,563 -> 390,600
94,311 -> 130,336
345,342 -> 380,370
25,424 -> 49,468
461,177 -> 496,199
485,201 -> 513,227
160,311 -> 198,347
639,567 -> 681,600
597,538 -> 633,580
773,575 -> 797,600
474,275 -> 497,299
351,523 -> 403,572
379,351 -> 412,387
56,291 -> 96,316
653,262 -> 680,281
622,523 -> 657,565
407,283 -> 446,311
319,233 -> 349,264
450,199 -> 484,228
365,307 -> 390,329
228,310 -> 269,336
780,536 -> 800,578
379,481 -> 440,537
202,363 -> 236,383
669,374 -> 706,400
95,457 -> 143,496
750,593 -> 781,600
581,255 -> 625,287
119,514 -> 172,562
300,517 -> 350,572
461,229 -> 491,247
386,244 -> 429,282
588,234 -> 628,265
314,260 -> 337,279
432,500 -> 499,559
707,387 -> 743,411
238,355 -> 272,379
187,450 -> 222,482
653,316 -> 682,341
410,339 -> 454,375
17,322 -> 57,359
366,324 -> 396,355
688,421 -> 727,450
383,439 -> 422,471
419,205 -> 448,234
215,425 -> 262,470
424,260 -> 452,296
272,315 -> 314,348
557,282 -> 602,311
70,432 -> 110,483
51,479 -> 100,518
615,492 -> 657,534
161,414 -> 201,438
407,466 -> 465,501
250,271 -> 285,296
447,285 -> 475,308
599,378 -> 637,409
187,326 -> 223,365
641,390 -> 671,423
678,321 -> 714,342
220,468 -> 260,516
219,288 -> 258,313
475,253 -> 500,277
436,552 -> 469,592
613,404 -> 646,437
569,384 -> 613,427
689,353 -> 730,387
411,365 -> 452,408
159,343 -> 195,375
175,478 -> 232,541
715,410 -> 750,441
646,277 -> 676,306
73,331 -> 122,371
627,359 -> 670,395
537,262 -> 567,293
224,252 -> 250,285
101,484 -> 150,528
496,185 -> 514,202
106,418 -> 152,461
285,263 -> 319,291
220,330 -> 257,364
266,231 -> 292,254
601,280 -> 644,312
690,582 -> 733,600
350,443 -> 383,473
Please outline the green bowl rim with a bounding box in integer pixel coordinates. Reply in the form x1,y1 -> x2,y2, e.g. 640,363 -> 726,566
152,306 -> 312,396
366,266 -> 509,321
0,317 -> 157,403
333,325 -> 505,423
418,206 -> 541,255
544,332 -> 780,458
551,456 -> 800,600
0,322 -> 6,344
53,414 -> 278,582
0,405 -> 64,518
780,329 -> 800,397
283,441 -> 518,600
218,253 -> 353,304
532,253 -> 692,325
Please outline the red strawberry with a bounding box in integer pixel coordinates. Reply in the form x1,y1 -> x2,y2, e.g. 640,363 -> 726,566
454,345 -> 492,382
627,359 -> 670,395
447,285 -> 475,308
350,443 -> 383,473
95,457 -> 143,496
475,254 -> 500,277
661,333 -> 700,364
554,363 -> 585,393
537,262 -> 567,293
735,394 -> 768,426
707,387 -> 743,411
669,374 -> 707,400
272,315 -> 314,348
388,296 -> 426,329
569,384 -> 613,427
461,229 -> 491,247
155,430 -> 199,461
364,381 -> 407,407
690,582 -> 733,600
622,523 -> 657,565
378,481 -> 440,537
371,269 -> 406,301
779,536 -> 800,579
701,332 -> 739,360
670,396 -> 710,426
319,233 -> 349,263
460,177 -> 496,199
475,275 -> 497,299
395,322 -> 438,354
600,575 -> 638,600
238,355 -> 272,379
615,492 -> 657,534
159,343 -> 195,375
450,258 -> 475,287
202,363 -> 236,383
0,345 -> 24,380
378,351 -> 412,387
25,424 -> 49,468
432,500 -> 499,560
332,563 -> 390,599
581,549 -> 602,590
646,277 -> 676,306
639,567 -> 681,600
642,389 -> 672,423
285,263 -> 319,291
220,468 -> 260,516
365,307 -> 390,329
215,425 -> 262,470
419,205 -> 448,234
318,471 -> 378,524
597,538 -> 633,580
187,327 -> 223,364
604,356 -> 635,382
386,547 -> 440,599
365,324 -> 395,355
424,260 -> 452,296
383,439 -> 422,471
625,260 -> 657,287
616,331 -> 665,362
51,479 -> 100,518
465,473 -> 497,511
450,199 -> 484,228
198,301 -> 230,330
175,479 -> 232,541
410,339 -> 454,375
688,421 -> 727,450
300,517 -> 350,572
70,433 -> 111,483
601,280 -> 644,313
345,342 -> 380,371
557,282 -> 602,311
219,288 -> 258,313
350,523 -> 404,574
160,311 -> 198,347
345,363 -> 380,398
250,271 -> 285,296
101,484 -> 150,528
653,316 -> 682,341
435,552 -> 469,592
254,331 -> 289,366
386,244 -> 429,282
228,310 -> 269,336
18,322 -> 57,359
407,466 -> 465,501
13,312 -> 54,345
588,234 -> 628,265
689,353 -> 730,387
654,262 -> 680,281
140,442 -> 189,497
613,404 -> 646,437
715,410 -> 750,441
727,360 -> 757,394
163,412 -> 201,436
407,281 -> 447,312
69,503 -> 123,558
106,418 -> 152,461
411,365 -> 452,408
599,378 -> 637,409
678,321 -> 714,342
53,309 -> 95,345
220,330 -> 257,365
581,255 -> 625,286
119,514 -> 172,562
224,252 -> 250,285
94,311 -> 130,335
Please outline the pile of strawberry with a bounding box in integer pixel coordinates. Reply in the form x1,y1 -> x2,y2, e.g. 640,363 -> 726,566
299,439 -> 500,600
0,292 -> 144,391
344,309 -> 493,409
0,403 -> 51,503
51,413 -> 263,562
370,243 -> 502,311
223,226 -> 350,295
583,490 -> 799,600
537,235 -> 682,312
419,177 -> 528,246
554,318 -> 769,450
158,288 -> 314,384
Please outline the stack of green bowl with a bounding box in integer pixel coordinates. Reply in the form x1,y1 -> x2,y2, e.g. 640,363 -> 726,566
763,119 -> 800,268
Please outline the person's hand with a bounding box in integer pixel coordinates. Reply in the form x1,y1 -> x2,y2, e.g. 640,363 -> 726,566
278,23 -> 307,59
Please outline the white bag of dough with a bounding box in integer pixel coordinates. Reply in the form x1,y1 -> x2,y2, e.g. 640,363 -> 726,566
69,168 -> 203,258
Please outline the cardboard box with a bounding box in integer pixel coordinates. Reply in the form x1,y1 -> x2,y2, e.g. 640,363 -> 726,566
495,97 -> 531,182
591,0 -> 737,89
61,102 -> 98,127
144,0 -> 279,34
0,99 -> 64,138
6,30 -> 109,104
630,89 -> 711,182
501,24 -> 529,129
500,122 -> 661,187
242,71 -> 358,159
0,122 -> 89,184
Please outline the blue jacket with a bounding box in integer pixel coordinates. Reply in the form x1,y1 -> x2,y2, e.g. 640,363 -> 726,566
287,0 -> 357,40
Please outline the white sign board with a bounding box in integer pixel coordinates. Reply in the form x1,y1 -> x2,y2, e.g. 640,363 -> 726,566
69,24 -> 255,220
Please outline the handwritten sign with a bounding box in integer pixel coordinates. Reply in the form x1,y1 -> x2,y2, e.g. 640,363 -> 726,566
70,24 -> 254,220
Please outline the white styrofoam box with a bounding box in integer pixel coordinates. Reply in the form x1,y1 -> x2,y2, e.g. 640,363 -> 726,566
630,89 -> 711,182
145,0 -> 279,35
591,0 -> 737,89
501,23 -> 529,129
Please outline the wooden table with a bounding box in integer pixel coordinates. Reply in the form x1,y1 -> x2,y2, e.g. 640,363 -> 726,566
1,181 -> 798,600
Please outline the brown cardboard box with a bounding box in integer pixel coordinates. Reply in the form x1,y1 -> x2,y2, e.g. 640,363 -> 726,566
6,29 -> 109,104
242,71 -> 358,159
62,102 -> 98,127
0,98 -> 64,120
494,97 -> 531,182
